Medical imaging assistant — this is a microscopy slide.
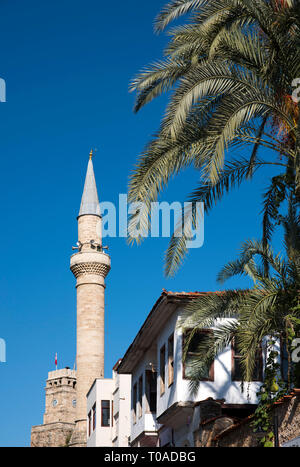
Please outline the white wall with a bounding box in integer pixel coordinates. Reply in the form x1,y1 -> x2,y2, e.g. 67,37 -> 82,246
86,382 -> 97,447
156,311 -> 179,418
131,348 -> 159,443
113,371 -> 131,447
156,307 -> 261,420
126,304 -> 264,446
87,379 -> 114,447
87,373 -> 132,447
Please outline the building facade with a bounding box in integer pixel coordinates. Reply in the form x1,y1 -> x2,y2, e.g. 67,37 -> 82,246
86,360 -> 131,447
118,290 -> 262,447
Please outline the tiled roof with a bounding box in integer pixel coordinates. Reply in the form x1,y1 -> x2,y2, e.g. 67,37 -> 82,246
112,358 -> 122,371
162,289 -> 223,297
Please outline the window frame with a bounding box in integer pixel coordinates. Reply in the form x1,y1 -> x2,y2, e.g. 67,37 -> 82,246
168,334 -> 175,387
145,369 -> 157,414
182,329 -> 215,382
160,344 -> 166,396
138,375 -> 143,419
92,403 -> 96,431
88,410 -> 92,437
132,383 -> 137,425
101,400 -> 111,428
231,339 -> 263,382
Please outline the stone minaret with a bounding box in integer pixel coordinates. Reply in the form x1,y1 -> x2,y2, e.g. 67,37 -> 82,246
69,151 -> 111,447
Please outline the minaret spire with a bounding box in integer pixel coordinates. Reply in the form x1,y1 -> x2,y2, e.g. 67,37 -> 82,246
78,152 -> 101,218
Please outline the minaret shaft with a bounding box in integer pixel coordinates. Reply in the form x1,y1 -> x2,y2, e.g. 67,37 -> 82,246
75,259 -> 105,418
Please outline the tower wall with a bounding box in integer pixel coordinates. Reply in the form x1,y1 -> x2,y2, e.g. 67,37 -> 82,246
78,214 -> 102,250
31,422 -> 75,448
76,278 -> 105,419
70,214 -> 110,447
44,369 -> 77,425
31,368 -> 77,447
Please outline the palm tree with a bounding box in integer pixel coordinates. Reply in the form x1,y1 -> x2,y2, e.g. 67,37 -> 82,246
128,0 -> 300,275
180,199 -> 300,393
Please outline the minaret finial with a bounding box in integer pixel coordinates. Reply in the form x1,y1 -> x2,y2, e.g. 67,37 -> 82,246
89,149 -> 93,161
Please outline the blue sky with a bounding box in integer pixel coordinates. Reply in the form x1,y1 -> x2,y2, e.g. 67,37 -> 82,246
0,0 -> 283,446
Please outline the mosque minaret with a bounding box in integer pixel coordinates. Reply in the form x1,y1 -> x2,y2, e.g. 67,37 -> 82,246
69,151 -> 111,446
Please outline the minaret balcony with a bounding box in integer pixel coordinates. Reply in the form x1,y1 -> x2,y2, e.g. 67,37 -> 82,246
70,250 -> 111,279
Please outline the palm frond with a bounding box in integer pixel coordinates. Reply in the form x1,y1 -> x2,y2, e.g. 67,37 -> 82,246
154,0 -> 206,33
217,239 -> 288,284
130,58 -> 190,112
262,174 -> 287,274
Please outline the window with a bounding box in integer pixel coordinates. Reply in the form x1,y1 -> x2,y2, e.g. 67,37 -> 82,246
101,400 -> 110,427
145,370 -> 157,413
232,339 -> 263,381
160,345 -> 166,395
88,411 -> 92,437
133,383 -> 137,424
138,375 -> 143,418
168,334 -> 174,387
183,330 -> 214,381
92,404 -> 96,431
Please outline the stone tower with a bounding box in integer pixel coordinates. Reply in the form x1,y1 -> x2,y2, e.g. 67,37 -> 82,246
43,369 -> 77,426
69,152 -> 111,447
31,368 -> 77,447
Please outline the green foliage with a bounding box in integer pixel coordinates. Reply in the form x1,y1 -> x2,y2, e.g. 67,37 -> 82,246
128,0 -> 300,276
62,432 -> 72,448
252,307 -> 300,447
179,202 -> 300,393
252,341 -> 287,447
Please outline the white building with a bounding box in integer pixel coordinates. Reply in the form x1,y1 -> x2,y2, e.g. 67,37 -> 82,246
86,360 -> 131,447
118,290 -> 263,447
